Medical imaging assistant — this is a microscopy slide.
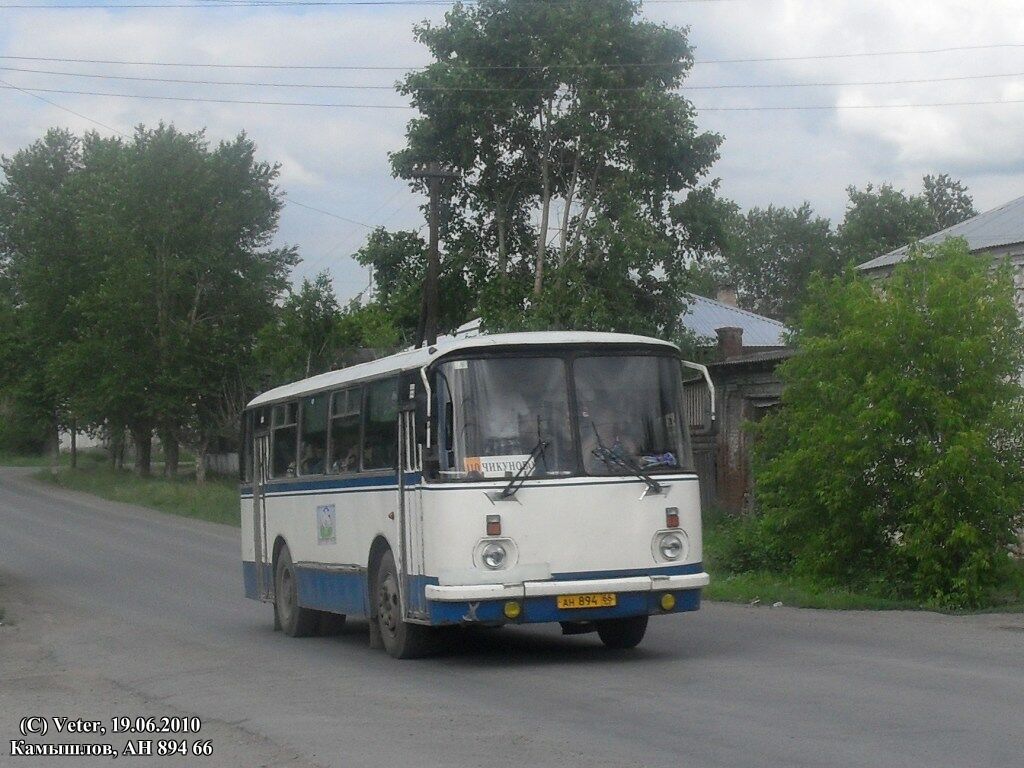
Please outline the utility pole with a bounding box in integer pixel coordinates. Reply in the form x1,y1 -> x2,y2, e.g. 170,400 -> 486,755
410,162 -> 459,348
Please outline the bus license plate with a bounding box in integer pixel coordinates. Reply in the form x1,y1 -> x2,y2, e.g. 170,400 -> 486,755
556,593 -> 617,609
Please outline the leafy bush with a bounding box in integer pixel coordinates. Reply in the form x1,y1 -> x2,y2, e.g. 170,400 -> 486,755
755,241 -> 1024,608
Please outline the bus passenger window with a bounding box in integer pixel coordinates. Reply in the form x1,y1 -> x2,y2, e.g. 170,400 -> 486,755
299,394 -> 329,475
272,401 -> 298,478
363,378 -> 398,471
329,388 -> 361,474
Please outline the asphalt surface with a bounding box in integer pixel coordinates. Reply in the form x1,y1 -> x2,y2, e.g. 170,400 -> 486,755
1,466 -> 1022,768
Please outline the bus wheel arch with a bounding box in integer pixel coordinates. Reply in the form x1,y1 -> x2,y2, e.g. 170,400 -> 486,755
366,535 -> 392,618
273,539 -> 318,637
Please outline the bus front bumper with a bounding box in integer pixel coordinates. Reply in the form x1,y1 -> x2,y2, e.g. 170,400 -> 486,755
423,571 -> 710,626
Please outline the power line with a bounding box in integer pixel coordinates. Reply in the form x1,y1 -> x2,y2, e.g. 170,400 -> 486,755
7,81 -> 1024,111
282,195 -> 376,227
0,76 -> 129,135
4,43 -> 1024,72
4,63 -> 1024,92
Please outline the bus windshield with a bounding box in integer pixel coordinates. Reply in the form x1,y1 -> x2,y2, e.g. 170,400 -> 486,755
435,352 -> 692,481
575,355 -> 689,476
436,356 -> 576,480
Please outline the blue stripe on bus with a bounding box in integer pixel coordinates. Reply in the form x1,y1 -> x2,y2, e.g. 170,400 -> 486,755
239,472 -> 420,498
244,560 -> 704,625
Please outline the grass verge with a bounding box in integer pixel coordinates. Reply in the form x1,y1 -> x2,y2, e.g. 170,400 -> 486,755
703,510 -> 1024,612
0,451 -> 67,468
38,465 -> 240,527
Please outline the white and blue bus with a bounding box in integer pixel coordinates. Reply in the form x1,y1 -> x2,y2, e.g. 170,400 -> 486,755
241,331 -> 711,658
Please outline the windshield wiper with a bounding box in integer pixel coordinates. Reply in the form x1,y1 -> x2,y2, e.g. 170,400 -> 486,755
498,438 -> 549,500
591,423 -> 663,495
500,418 -> 549,500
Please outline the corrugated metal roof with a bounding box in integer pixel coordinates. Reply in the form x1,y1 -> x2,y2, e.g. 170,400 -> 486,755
858,193 -> 1024,272
680,293 -> 789,348
709,348 -> 795,367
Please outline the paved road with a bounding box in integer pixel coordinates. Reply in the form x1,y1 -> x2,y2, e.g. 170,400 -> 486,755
1,467 -> 1022,768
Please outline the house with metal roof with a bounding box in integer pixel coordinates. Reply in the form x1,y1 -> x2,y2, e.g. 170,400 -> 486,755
681,290 -> 789,349
679,290 -> 794,512
858,194 -> 1024,276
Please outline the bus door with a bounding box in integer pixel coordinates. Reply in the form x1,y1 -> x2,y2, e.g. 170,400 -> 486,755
397,396 -> 427,621
252,431 -> 273,601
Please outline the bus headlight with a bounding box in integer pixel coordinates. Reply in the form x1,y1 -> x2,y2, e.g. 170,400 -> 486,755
481,542 -> 508,570
655,532 -> 687,562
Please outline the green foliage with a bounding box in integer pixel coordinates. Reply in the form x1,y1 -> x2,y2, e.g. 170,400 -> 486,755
390,0 -> 722,335
0,125 -> 295,470
754,241 -> 1024,608
838,175 -> 977,263
40,466 -> 240,527
923,173 -> 978,230
353,227 -> 473,339
724,203 -> 840,322
256,271 -> 345,383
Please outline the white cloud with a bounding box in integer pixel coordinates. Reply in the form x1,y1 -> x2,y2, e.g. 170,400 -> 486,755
3,2 -> 1024,298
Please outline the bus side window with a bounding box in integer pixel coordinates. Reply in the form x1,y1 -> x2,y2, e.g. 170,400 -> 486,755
272,401 -> 298,478
363,378 -> 398,471
299,393 -> 329,475
329,388 -> 361,474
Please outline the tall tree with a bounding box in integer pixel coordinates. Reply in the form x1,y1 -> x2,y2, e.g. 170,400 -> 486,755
922,172 -> 978,230
353,227 -> 473,341
62,125 -> 295,476
726,203 -> 839,322
838,175 -> 977,263
391,0 -> 720,335
0,129 -> 86,460
256,271 -> 346,385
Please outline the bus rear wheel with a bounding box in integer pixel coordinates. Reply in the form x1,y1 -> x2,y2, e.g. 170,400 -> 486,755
596,615 -> 648,649
374,550 -> 432,659
274,544 -> 318,637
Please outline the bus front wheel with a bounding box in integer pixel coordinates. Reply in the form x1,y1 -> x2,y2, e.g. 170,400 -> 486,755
274,543 -> 319,637
596,615 -> 648,649
374,550 -> 432,659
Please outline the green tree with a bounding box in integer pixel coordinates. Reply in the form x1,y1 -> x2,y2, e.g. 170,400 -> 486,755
725,203 -> 838,322
391,0 -> 721,334
0,129 -> 86,458
923,172 -> 978,230
353,227 -> 473,341
256,271 -> 346,385
838,175 -> 977,263
62,125 -> 294,476
755,240 -> 1024,608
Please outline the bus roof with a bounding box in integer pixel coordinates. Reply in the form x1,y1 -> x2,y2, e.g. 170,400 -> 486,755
246,330 -> 678,408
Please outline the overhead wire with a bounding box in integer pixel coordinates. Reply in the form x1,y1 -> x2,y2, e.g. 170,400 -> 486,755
5,63 -> 1024,92
5,82 -> 1024,111
4,43 -> 1024,71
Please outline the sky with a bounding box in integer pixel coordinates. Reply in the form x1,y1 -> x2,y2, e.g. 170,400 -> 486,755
2,0 -> 1024,300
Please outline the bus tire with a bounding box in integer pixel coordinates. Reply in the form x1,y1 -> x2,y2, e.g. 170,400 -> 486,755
596,615 -> 648,649
274,544 -> 318,638
374,550 -> 432,659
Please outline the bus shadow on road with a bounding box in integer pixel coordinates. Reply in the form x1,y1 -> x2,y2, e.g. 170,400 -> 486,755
323,620 -> 701,666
